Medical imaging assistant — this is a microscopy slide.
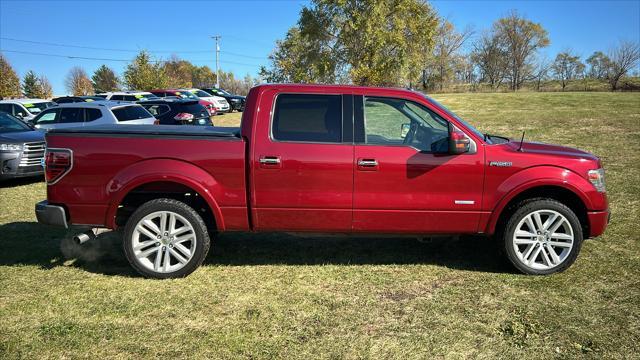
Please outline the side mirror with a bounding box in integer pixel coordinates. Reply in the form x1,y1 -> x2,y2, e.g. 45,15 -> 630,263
16,112 -> 25,119
400,123 -> 410,139
449,123 -> 470,154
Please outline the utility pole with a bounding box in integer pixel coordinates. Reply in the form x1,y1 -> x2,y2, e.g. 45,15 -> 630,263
211,35 -> 221,88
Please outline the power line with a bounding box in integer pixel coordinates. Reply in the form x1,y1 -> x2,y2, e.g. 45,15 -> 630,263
0,36 -> 269,59
0,49 -> 264,67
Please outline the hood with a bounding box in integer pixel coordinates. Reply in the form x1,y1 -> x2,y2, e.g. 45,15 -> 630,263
0,129 -> 45,144
228,95 -> 245,100
514,140 -> 598,161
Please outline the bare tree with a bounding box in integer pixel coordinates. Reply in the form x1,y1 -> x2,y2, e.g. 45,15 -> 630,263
471,31 -> 508,89
494,10 -> 550,90
551,51 -> 583,91
533,55 -> 551,91
65,67 -> 94,95
606,41 -> 640,91
429,19 -> 474,91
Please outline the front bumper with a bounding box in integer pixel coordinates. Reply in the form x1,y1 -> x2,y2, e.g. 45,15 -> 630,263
35,200 -> 68,228
0,151 -> 44,180
588,209 -> 610,238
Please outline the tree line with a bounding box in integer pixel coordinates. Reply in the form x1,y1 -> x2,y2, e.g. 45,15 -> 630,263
0,51 -> 260,99
259,0 -> 640,92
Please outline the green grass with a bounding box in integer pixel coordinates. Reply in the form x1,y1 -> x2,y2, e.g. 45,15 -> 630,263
1,92 -> 639,359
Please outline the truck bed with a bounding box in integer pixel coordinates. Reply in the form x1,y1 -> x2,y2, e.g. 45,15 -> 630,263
45,124 -> 248,230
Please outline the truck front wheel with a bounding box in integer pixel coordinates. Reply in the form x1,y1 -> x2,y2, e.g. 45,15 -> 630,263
503,198 -> 583,275
123,198 -> 211,279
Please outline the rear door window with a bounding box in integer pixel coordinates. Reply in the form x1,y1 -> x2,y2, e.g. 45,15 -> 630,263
59,108 -> 85,123
0,104 -> 13,115
111,105 -> 152,121
272,94 -> 342,143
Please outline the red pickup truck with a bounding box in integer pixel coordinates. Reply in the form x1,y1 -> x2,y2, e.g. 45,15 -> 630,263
35,84 -> 609,278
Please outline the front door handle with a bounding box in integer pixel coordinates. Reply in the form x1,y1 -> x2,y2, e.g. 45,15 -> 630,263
259,156 -> 281,168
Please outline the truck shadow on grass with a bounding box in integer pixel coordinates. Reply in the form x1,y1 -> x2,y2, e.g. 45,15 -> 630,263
0,222 -> 513,276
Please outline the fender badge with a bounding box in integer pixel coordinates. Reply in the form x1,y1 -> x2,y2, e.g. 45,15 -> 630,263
489,161 -> 512,167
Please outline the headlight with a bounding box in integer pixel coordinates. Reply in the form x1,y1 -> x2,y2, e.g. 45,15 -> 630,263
231,98 -> 240,102
588,168 -> 606,193
0,143 -> 23,151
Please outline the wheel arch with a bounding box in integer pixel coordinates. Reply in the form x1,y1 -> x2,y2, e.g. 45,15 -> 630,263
104,159 -> 225,231
486,182 -> 591,237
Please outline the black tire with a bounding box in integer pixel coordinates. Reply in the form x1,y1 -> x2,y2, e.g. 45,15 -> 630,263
123,198 -> 210,279
502,198 -> 583,275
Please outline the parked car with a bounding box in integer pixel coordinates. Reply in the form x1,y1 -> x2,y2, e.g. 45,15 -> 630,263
95,91 -> 158,102
138,98 -> 212,126
183,88 -> 230,113
36,84 -> 609,278
0,99 -> 55,122
0,111 -> 45,181
200,88 -> 245,112
31,101 -> 156,130
52,96 -> 106,104
148,89 -> 218,116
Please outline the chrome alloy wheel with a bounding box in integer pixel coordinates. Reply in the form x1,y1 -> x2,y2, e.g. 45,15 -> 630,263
131,211 -> 197,273
512,209 -> 574,271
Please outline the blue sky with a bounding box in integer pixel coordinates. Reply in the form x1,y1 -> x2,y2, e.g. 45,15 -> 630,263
1,0 -> 638,95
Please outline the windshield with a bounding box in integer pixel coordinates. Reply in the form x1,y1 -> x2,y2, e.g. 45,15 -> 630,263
192,90 -> 212,98
423,95 -> 489,143
212,88 -> 231,96
0,112 -> 32,132
174,91 -> 198,99
23,102 -> 54,114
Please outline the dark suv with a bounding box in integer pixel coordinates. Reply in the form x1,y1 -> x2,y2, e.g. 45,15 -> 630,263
200,88 -> 245,112
137,98 -> 213,126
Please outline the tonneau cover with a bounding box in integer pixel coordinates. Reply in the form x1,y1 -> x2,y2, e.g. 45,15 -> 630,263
47,124 -> 241,137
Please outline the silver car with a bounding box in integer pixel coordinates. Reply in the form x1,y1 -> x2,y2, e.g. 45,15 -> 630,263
31,101 -> 157,130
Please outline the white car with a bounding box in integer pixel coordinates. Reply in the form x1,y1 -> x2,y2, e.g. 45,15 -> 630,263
95,91 -> 158,102
184,88 -> 230,113
0,99 -> 56,122
31,101 -> 157,130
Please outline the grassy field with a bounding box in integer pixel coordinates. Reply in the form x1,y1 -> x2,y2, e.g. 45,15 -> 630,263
1,92 -> 639,359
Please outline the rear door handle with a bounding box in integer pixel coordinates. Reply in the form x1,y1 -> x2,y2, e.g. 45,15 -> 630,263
358,159 -> 378,167
259,156 -> 281,168
357,158 -> 379,171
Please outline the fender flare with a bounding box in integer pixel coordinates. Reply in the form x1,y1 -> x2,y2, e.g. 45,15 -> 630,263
103,158 -> 225,230
484,166 -> 595,234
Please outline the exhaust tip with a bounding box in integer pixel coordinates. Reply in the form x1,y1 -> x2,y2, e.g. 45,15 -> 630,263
73,231 -> 94,245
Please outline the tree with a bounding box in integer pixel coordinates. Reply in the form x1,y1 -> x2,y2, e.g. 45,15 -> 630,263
163,55 -> 193,88
606,41 -> 640,91
429,19 -> 473,90
532,55 -> 551,91
585,51 -> 611,79
551,51 -> 583,91
471,31 -> 508,89
22,71 -> 41,98
191,65 -> 216,88
261,0 -> 439,86
92,65 -> 120,93
38,75 -> 53,99
123,51 -> 168,90
65,67 -> 94,95
0,55 -> 21,98
494,11 -> 550,90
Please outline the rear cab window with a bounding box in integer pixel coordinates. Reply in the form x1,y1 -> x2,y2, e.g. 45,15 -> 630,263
111,105 -> 153,121
272,94 -> 342,143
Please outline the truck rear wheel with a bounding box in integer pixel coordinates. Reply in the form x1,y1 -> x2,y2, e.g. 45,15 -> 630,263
502,198 -> 583,275
123,198 -> 210,279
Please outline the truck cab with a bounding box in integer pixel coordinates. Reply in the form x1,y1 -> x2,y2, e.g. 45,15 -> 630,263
36,84 -> 609,278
